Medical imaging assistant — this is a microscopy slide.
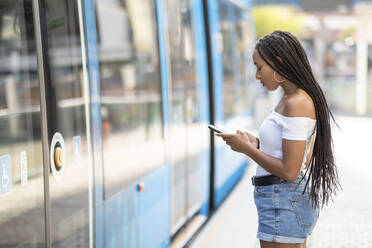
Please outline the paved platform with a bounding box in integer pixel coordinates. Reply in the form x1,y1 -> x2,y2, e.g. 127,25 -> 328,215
189,115 -> 372,248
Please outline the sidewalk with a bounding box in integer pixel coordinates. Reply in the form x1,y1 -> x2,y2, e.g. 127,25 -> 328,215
189,163 -> 259,248
189,115 -> 372,248
309,115 -> 372,247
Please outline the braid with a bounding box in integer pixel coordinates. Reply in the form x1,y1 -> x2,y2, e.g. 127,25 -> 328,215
256,30 -> 341,208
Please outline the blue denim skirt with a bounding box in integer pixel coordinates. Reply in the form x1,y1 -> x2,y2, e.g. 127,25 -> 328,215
254,176 -> 320,243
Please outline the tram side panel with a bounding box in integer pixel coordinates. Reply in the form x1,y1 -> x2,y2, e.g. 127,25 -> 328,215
93,0 -> 169,247
0,0 -> 255,247
191,0 -> 212,217
164,0 -> 211,236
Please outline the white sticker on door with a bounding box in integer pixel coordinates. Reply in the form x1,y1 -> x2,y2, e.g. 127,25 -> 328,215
73,136 -> 82,168
20,151 -> 28,186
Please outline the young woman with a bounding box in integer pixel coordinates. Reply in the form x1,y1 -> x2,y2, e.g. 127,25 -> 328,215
216,31 -> 340,248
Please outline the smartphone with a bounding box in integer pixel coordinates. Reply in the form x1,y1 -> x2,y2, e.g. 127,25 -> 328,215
208,124 -> 224,134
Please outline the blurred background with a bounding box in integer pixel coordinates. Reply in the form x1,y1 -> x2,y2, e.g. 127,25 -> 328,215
191,1 -> 372,247
251,0 -> 372,121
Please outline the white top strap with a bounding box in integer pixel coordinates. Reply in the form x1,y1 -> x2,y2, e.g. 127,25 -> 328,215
272,111 -> 316,140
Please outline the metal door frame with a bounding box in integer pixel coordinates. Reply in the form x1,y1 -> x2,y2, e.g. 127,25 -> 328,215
32,0 -> 51,246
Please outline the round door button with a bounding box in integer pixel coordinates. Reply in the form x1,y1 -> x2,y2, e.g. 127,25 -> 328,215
54,147 -> 63,169
50,132 -> 65,180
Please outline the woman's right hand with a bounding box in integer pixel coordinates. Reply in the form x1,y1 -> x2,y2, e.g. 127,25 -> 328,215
241,131 -> 259,149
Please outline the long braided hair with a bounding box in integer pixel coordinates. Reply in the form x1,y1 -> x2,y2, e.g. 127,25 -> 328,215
256,30 -> 340,208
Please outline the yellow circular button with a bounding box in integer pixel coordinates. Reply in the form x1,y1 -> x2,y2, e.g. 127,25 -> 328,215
54,147 -> 63,168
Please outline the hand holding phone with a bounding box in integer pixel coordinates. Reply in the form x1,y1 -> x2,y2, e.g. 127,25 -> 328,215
208,124 -> 225,133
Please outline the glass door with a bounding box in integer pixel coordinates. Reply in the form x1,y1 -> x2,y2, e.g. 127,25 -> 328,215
0,0 -> 92,247
42,0 -> 91,247
35,0 -> 93,247
165,0 -> 205,235
0,0 -> 45,247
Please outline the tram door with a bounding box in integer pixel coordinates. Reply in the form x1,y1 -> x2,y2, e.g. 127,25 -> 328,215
165,0 -> 205,235
36,0 -> 93,247
0,0 -> 93,247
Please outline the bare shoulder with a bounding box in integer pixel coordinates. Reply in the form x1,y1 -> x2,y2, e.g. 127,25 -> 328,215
283,93 -> 316,120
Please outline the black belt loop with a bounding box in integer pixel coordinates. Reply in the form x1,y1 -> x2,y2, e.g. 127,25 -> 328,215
252,175 -> 285,186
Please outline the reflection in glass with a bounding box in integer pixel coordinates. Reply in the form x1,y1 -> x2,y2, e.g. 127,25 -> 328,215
96,0 -> 165,198
219,1 -> 256,119
235,8 -> 256,115
0,1 -> 45,247
219,1 -> 236,119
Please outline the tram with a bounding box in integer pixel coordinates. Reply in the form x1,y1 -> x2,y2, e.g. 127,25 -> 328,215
0,0 -> 256,247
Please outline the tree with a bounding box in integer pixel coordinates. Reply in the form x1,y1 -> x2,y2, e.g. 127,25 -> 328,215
252,5 -> 305,39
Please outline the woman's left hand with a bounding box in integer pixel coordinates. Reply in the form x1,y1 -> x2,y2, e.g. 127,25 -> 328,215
216,130 -> 255,154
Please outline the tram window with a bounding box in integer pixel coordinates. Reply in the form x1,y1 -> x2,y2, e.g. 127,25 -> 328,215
235,9 -> 256,115
95,0 -> 165,198
219,1 -> 255,119
0,0 -> 45,246
367,45 -> 372,114
166,0 -> 199,125
219,1 -> 236,119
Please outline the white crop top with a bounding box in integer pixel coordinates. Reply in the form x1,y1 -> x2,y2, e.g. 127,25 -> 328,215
256,109 -> 317,177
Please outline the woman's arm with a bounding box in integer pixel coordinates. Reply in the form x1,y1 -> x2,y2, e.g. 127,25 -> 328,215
246,139 -> 306,182
216,131 -> 306,182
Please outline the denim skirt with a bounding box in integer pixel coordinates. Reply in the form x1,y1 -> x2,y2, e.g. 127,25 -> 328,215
254,176 -> 320,243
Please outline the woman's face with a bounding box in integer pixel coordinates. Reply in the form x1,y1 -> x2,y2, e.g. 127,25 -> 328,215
252,49 -> 281,91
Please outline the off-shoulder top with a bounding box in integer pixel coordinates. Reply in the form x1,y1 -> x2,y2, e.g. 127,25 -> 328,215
256,108 -> 317,177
